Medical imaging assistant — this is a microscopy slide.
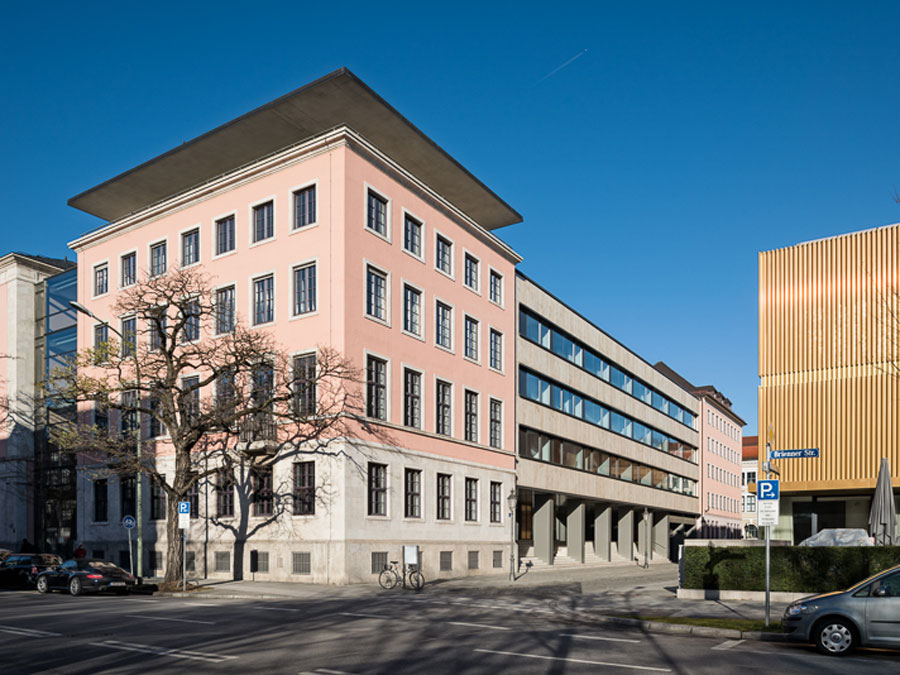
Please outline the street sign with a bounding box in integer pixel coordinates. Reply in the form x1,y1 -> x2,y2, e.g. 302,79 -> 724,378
178,501 -> 190,530
122,515 -> 136,530
757,479 -> 779,500
757,479 -> 779,526
770,448 -> 819,459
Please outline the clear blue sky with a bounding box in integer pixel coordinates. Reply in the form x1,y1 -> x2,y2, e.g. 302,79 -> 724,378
5,2 -> 900,434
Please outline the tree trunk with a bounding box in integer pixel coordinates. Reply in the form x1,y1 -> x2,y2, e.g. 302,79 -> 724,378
164,493 -> 183,584
232,536 -> 245,581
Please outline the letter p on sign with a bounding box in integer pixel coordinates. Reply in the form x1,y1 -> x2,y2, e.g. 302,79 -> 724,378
757,480 -> 779,500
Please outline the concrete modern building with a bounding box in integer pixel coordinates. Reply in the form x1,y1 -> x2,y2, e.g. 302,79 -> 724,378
65,69 -> 521,583
741,435 -> 758,538
759,222 -> 900,543
654,363 -> 745,539
0,253 -> 76,552
515,273 -> 700,566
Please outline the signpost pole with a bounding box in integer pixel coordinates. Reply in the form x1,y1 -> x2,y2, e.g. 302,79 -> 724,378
765,441 -> 771,627
183,530 -> 186,592
128,527 -> 134,577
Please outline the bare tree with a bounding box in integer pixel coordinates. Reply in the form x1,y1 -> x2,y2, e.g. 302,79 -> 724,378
50,267 -> 374,584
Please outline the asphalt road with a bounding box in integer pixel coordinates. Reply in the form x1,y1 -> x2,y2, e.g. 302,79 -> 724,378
1,589 -> 899,674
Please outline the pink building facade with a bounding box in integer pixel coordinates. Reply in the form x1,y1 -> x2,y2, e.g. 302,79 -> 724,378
67,71 -> 521,582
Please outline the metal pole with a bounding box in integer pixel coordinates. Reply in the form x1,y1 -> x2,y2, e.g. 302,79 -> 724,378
643,508 -> 650,569
183,529 -> 186,592
128,527 -> 134,577
508,489 -> 516,582
764,441 -> 771,627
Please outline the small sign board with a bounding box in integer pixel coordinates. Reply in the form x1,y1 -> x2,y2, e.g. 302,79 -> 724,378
757,480 -> 779,500
403,545 -> 419,566
757,479 -> 779,527
122,515 -> 136,530
770,448 -> 819,459
178,501 -> 191,530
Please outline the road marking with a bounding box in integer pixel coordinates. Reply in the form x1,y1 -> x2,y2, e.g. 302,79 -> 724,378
184,602 -> 220,607
254,606 -> 301,612
0,625 -> 62,638
712,639 -> 745,651
338,612 -> 385,619
561,633 -> 641,643
474,649 -> 671,672
125,614 -> 215,625
448,621 -> 511,631
299,670 -> 356,675
130,599 -> 160,603
90,640 -> 236,663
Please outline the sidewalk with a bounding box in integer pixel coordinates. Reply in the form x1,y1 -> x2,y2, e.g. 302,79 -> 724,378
156,561 -> 793,640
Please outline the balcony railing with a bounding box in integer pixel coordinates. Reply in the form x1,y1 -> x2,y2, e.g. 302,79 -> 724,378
238,414 -> 278,454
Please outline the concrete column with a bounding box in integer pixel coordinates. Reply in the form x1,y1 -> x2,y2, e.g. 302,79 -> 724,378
594,504 -> 612,561
652,513 -> 670,561
533,494 -> 555,565
637,509 -> 650,560
566,502 -> 585,563
617,508 -> 634,561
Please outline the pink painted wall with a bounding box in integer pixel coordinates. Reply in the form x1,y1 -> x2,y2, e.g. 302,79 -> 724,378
698,397 -> 743,533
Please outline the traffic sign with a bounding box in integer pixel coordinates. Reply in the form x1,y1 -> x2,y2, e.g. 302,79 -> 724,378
178,501 -> 190,530
757,479 -> 779,526
122,515 -> 136,530
770,448 -> 819,459
757,479 -> 779,500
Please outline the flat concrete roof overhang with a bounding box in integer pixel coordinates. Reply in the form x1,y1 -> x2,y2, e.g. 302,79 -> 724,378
68,68 -> 522,230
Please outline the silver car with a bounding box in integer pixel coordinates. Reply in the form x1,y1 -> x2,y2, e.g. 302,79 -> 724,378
783,563 -> 900,655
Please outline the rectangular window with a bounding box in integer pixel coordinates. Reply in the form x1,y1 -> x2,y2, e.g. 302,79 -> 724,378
216,215 -> 235,255
120,476 -> 136,519
403,368 -> 421,429
149,308 -> 166,351
464,316 -> 479,361
252,466 -> 273,517
366,266 -> 387,321
490,481 -> 502,523
493,550 -> 503,568
293,185 -> 316,229
293,263 -> 317,315
150,242 -> 167,277
182,376 -> 200,424
292,552 -> 312,575
439,551 -> 452,571
436,473 -> 451,520
93,479 -> 108,522
121,252 -> 136,287
371,551 -> 388,574
187,478 -> 199,518
436,235 -> 452,275
150,475 -> 166,520
147,397 -> 164,438
217,469 -> 234,517
489,399 -> 502,449
403,285 -> 421,335
185,551 -> 196,572
468,551 -> 479,570
464,253 -> 479,290
366,190 -> 388,236
404,468 -> 421,518
215,551 -> 230,572
253,201 -> 274,242
436,380 -> 452,436
465,477 -> 478,521
293,354 -> 316,416
94,395 -> 108,432
489,270 -> 503,305
489,329 -> 503,370
368,462 -> 387,516
293,462 -> 315,515
253,275 -> 274,325
120,390 -> 139,446
182,228 -> 199,266
215,285 -> 235,334
366,355 -> 387,420
121,317 -> 136,357
464,390 -> 478,443
435,301 -> 452,349
182,299 -> 200,342
403,214 -> 422,257
94,264 -> 108,296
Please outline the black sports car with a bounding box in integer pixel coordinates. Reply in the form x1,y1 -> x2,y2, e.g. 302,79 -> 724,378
0,553 -> 62,589
36,559 -> 136,595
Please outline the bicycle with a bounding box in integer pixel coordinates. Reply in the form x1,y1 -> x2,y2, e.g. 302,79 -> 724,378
378,560 -> 425,591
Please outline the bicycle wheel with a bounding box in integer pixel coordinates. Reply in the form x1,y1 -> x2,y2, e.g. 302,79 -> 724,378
407,570 -> 424,591
378,568 -> 398,590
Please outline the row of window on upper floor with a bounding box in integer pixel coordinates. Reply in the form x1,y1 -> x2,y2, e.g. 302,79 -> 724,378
519,367 -> 698,463
707,491 -> 740,515
518,308 -> 697,431
707,408 -> 742,441
707,436 -> 741,467
706,462 -> 739,488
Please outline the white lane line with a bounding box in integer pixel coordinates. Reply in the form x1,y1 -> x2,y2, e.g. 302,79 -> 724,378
184,602 -> 220,607
254,606 -> 301,612
711,639 -> 745,651
298,670 -> 356,675
561,633 -> 641,644
90,640 -> 236,663
448,621 -> 511,631
338,612 -> 385,619
0,625 -> 62,638
125,614 -> 215,625
474,649 -> 671,672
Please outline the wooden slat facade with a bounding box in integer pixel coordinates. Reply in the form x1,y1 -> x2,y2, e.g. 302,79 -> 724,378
759,223 -> 900,492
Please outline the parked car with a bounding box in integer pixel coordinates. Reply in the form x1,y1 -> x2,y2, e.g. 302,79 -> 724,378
783,563 -> 900,655
0,553 -> 62,589
35,559 -> 136,596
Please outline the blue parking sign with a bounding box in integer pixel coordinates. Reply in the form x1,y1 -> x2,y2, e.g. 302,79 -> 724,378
178,501 -> 190,514
757,479 -> 779,500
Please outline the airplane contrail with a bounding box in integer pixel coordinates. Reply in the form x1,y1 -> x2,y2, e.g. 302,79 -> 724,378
537,48 -> 589,83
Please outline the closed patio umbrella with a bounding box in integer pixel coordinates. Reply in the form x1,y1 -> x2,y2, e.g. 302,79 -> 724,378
868,458 -> 897,545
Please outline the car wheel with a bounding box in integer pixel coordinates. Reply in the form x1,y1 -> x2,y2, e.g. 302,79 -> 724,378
814,618 -> 857,655
68,577 -> 82,597
36,576 -> 49,594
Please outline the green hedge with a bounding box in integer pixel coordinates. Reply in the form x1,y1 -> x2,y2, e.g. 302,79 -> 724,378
683,546 -> 900,593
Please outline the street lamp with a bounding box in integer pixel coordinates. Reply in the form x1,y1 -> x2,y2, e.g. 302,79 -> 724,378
507,488 -> 517,582
70,301 -> 144,580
